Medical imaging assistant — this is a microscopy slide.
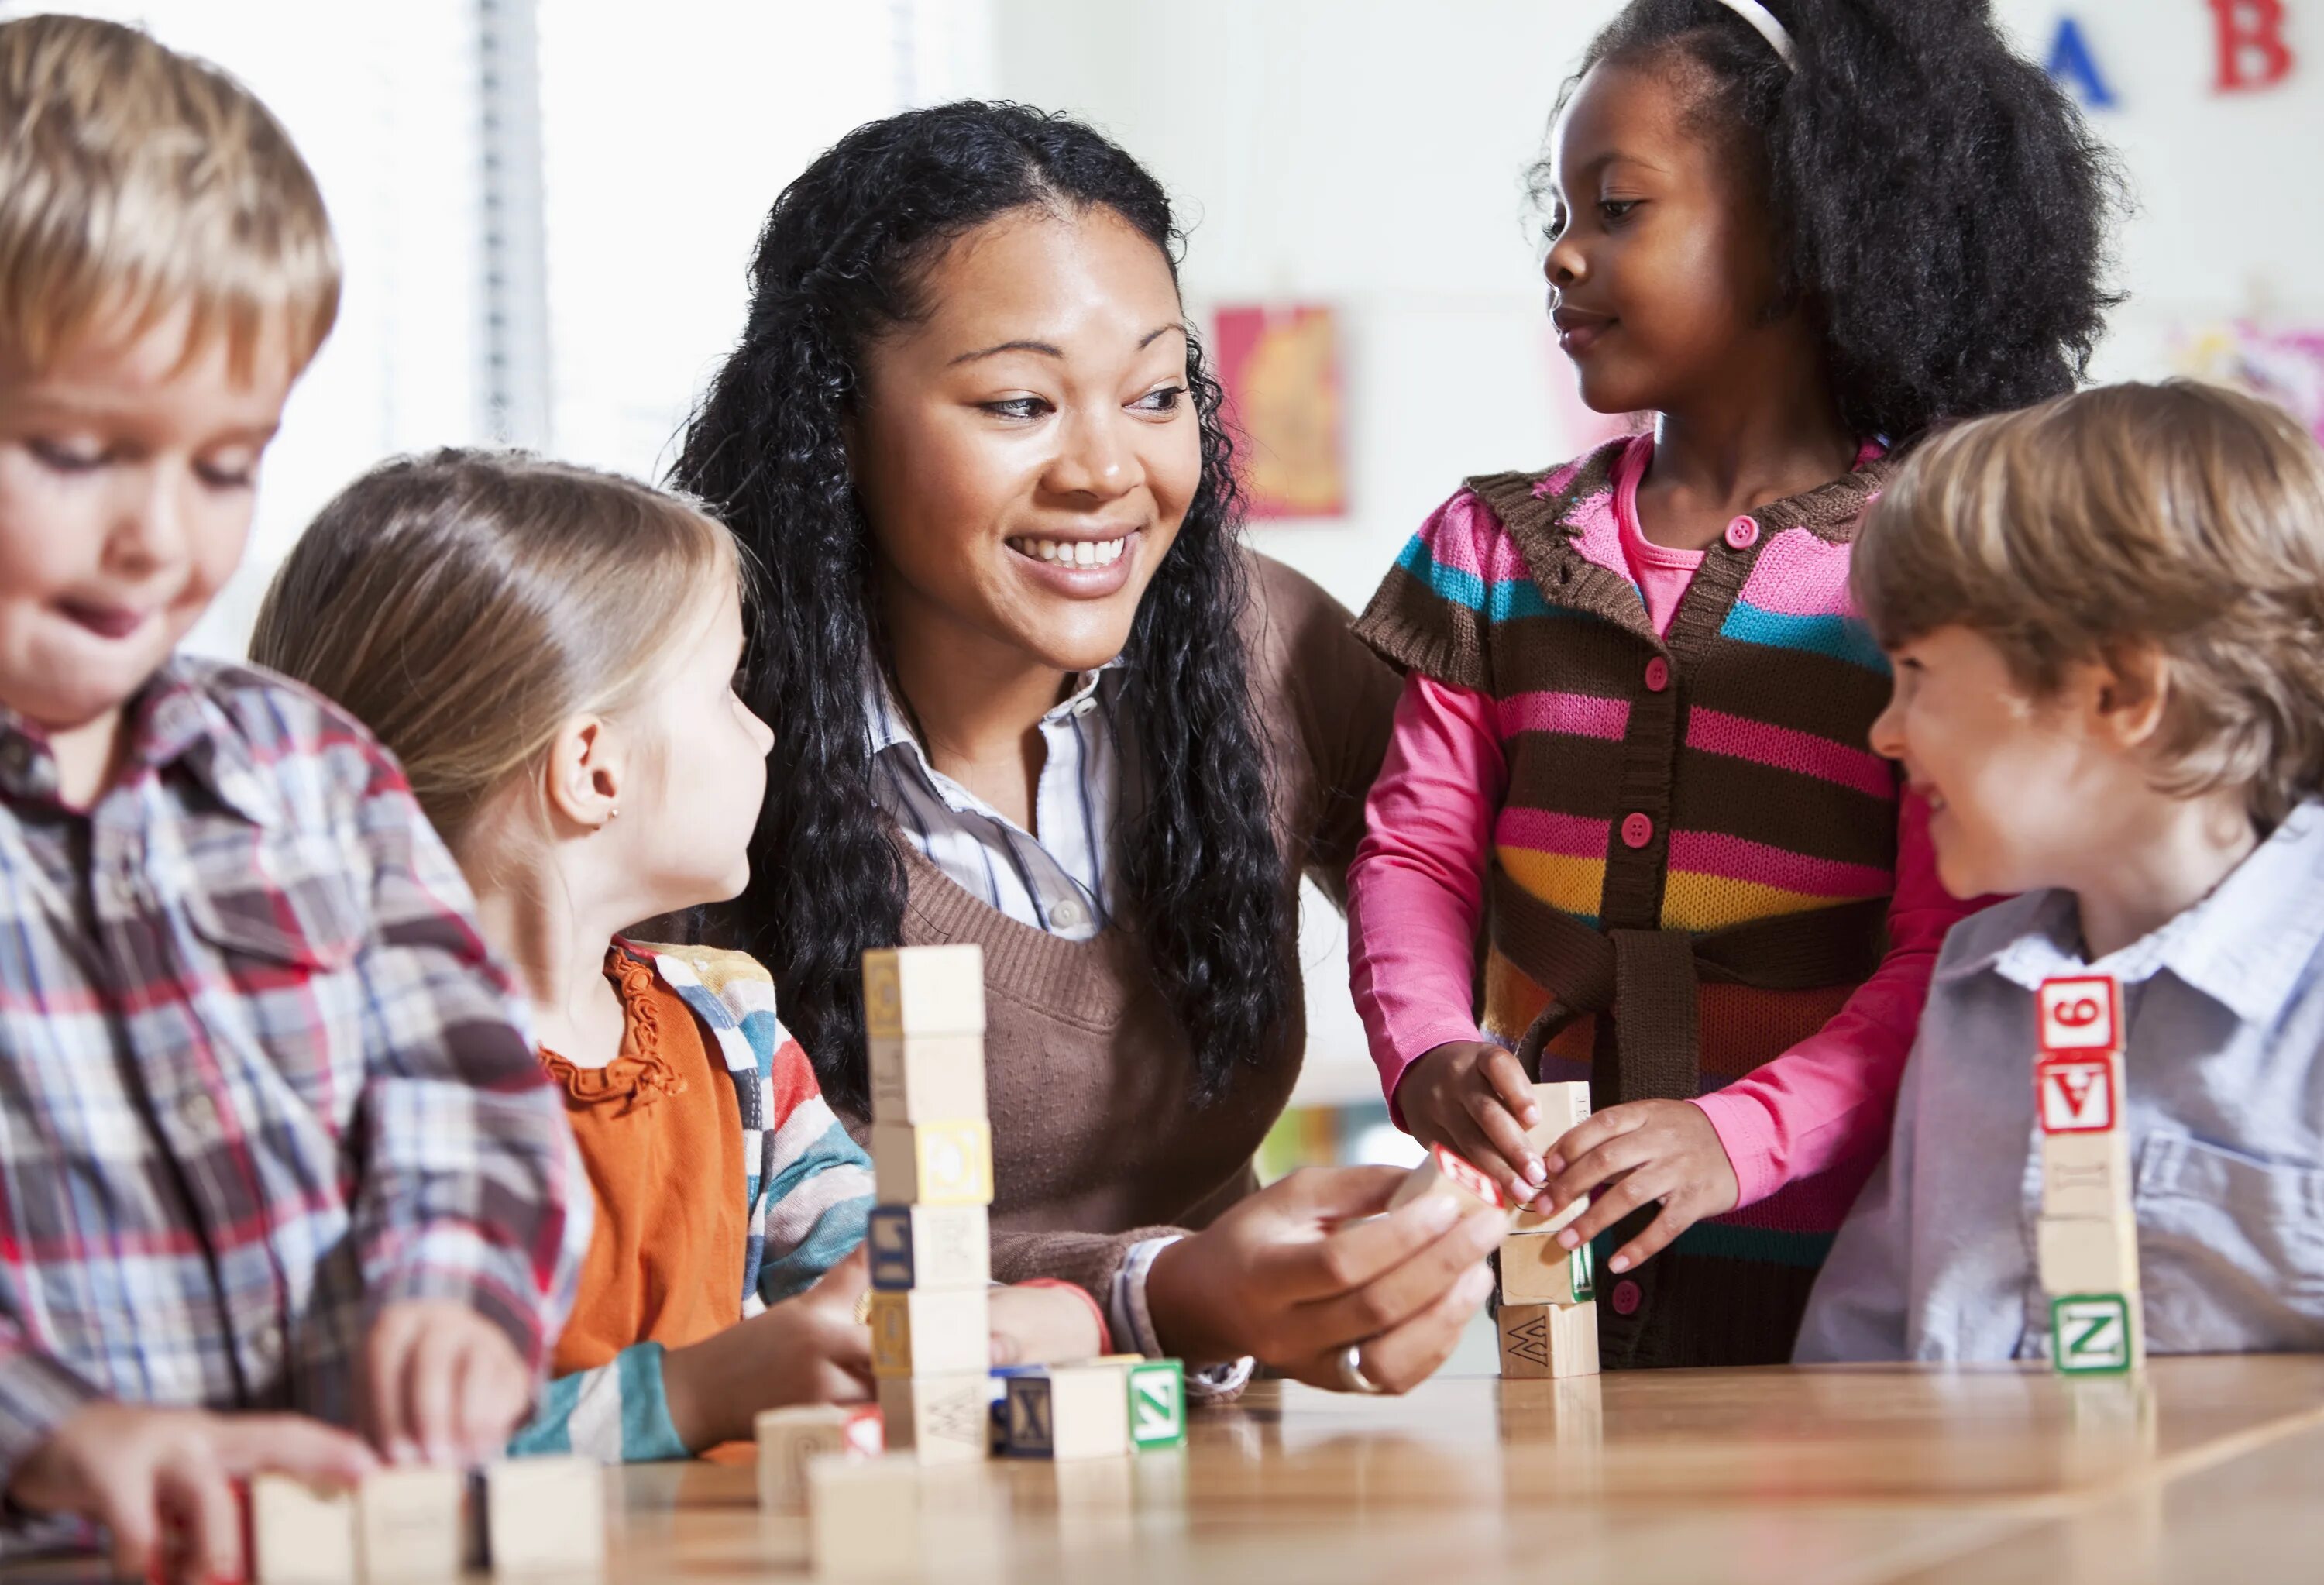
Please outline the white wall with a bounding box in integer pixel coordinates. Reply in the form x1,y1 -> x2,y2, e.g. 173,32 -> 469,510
992,0 -> 2324,1105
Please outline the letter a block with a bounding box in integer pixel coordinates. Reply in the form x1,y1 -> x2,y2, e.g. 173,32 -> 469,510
2051,1292 -> 2142,1375
867,1202 -> 991,1292
1498,1299 -> 1599,1380
1391,1143 -> 1511,1220
862,944 -> 985,1038
868,1287 -> 991,1378
1126,1359 -> 1187,1449
871,1119 -> 994,1207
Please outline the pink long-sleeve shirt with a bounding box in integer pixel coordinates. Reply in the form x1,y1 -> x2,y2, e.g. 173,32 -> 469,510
1349,456 -> 1981,1209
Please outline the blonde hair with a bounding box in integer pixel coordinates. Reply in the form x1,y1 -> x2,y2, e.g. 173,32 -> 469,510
0,13 -> 339,375
251,449 -> 741,854
1854,380 -> 2324,827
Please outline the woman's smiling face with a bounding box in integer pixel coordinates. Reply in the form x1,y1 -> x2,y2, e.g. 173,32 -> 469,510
847,202 -> 1202,677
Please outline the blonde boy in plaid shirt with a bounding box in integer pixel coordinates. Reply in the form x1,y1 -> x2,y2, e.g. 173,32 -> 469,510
0,18 -> 586,1578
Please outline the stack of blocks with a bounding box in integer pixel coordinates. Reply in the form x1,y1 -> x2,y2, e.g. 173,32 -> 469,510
2034,975 -> 2143,1376
242,1456 -> 604,1582
1495,1082 -> 1600,1380
861,943 -> 999,1465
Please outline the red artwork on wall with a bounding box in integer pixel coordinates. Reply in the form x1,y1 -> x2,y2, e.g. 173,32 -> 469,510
1214,304 -> 1348,520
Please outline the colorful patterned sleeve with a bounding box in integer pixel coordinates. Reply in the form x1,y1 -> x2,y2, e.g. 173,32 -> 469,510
504,1343 -> 686,1464
344,749 -> 586,1375
1352,488 -> 1520,694
750,1019 -> 875,1305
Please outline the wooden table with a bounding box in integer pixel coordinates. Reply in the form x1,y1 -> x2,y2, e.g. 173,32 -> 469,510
9,1357 -> 2322,1583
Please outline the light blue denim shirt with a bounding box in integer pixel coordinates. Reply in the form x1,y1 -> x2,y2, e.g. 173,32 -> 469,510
1796,799 -> 2324,1363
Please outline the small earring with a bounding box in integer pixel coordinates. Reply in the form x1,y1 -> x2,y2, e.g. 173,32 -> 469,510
596,806 -> 619,833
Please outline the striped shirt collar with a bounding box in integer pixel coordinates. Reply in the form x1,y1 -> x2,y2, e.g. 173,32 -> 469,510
862,658 -> 1128,805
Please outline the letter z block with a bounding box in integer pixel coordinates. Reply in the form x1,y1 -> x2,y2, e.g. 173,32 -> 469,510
871,1119 -> 994,1206
1004,1364 -> 1130,1461
1498,1230 -> 1594,1306
1126,1359 -> 1187,1449
862,944 -> 985,1038
868,1202 -> 992,1291
1498,1299 -> 1600,1380
2051,1291 -> 2143,1375
869,1287 -> 991,1378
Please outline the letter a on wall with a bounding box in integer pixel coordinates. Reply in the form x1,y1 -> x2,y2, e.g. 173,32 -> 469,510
2047,17 -> 2118,108
2210,0 -> 2296,91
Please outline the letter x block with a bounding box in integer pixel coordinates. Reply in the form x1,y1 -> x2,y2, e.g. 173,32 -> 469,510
871,1119 -> 994,1206
1390,1143 -> 1512,1220
868,1287 -> 991,1378
1004,1364 -> 1130,1461
1498,1299 -> 1599,1379
862,944 -> 985,1038
1498,1230 -> 1594,1307
867,1202 -> 991,1292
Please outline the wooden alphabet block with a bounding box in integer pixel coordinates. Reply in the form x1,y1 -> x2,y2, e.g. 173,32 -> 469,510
867,1202 -> 991,1292
868,1286 -> 991,1378
870,1119 -> 994,1206
469,1456 -> 606,1574
2040,1128 -> 2133,1220
868,1032 -> 987,1123
2037,1212 -> 2140,1296
1521,1080 -> 1593,1157
862,944 -> 985,1039
2037,974 -> 2122,1054
755,1404 -> 885,1511
354,1466 -> 463,1581
1498,1230 -> 1595,1306
1389,1142 -> 1511,1219
876,1372 -> 992,1464
2037,1050 -> 2126,1136
1498,1299 -> 1600,1380
806,1453 -> 923,1576
246,1473 -> 357,1584
1126,1359 -> 1186,1449
1003,1363 -> 1130,1460
2050,1291 -> 2143,1375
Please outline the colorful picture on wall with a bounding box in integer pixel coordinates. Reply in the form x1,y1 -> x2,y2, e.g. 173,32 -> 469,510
1214,304 -> 1348,519
2174,320 -> 2324,445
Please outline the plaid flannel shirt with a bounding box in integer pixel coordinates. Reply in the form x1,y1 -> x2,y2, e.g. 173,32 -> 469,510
0,655 -> 586,1505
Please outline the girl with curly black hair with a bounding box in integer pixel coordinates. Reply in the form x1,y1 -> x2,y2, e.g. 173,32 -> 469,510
1349,0 -> 2118,1368
672,102 -> 1506,1395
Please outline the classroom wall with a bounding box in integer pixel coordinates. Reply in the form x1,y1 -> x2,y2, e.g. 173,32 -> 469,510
991,0 -> 2324,1107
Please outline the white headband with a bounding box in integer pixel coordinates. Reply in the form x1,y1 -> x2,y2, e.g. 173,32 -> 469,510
1710,0 -> 1797,68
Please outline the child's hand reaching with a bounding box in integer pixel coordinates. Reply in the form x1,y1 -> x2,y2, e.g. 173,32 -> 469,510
1395,1040 -> 1550,1201
988,1281 -> 1107,1368
363,1299 -> 533,1466
7,1401 -> 376,1585
661,1249 -> 875,1452
1537,1099 -> 1741,1275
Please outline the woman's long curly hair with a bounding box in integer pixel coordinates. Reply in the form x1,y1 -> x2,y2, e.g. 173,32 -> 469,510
671,101 -> 1291,1113
1550,0 -> 2121,445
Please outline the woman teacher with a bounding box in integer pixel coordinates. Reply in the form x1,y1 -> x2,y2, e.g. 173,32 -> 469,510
673,102 -> 1502,1394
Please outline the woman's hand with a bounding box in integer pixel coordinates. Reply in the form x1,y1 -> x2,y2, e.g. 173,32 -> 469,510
1395,1040 -> 1549,1202
8,1402 -> 376,1585
987,1282 -> 1107,1368
1143,1166 -> 1503,1394
662,1248 -> 874,1450
1538,1098 -> 1741,1274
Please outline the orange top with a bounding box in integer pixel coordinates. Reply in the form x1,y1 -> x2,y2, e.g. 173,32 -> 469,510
544,946 -> 747,1376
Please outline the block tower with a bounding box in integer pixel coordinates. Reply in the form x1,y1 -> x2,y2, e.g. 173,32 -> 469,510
1495,1081 -> 1600,1380
2033,974 -> 2142,1375
864,943 -> 999,1462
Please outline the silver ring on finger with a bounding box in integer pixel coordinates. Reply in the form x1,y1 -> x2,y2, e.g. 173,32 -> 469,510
1336,1343 -> 1384,1395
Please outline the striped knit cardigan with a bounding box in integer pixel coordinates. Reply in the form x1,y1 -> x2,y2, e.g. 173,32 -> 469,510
507,941 -> 874,1460
1354,436 -> 1902,1367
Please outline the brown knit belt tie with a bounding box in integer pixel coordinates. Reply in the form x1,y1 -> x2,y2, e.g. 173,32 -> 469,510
1492,868 -> 1889,1104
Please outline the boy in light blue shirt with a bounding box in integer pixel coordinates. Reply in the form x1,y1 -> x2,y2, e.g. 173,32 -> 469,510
1796,381 -> 2324,1364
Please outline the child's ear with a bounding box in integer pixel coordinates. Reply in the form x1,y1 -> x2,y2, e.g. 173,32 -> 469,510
2092,645 -> 2171,751
542,715 -> 625,834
